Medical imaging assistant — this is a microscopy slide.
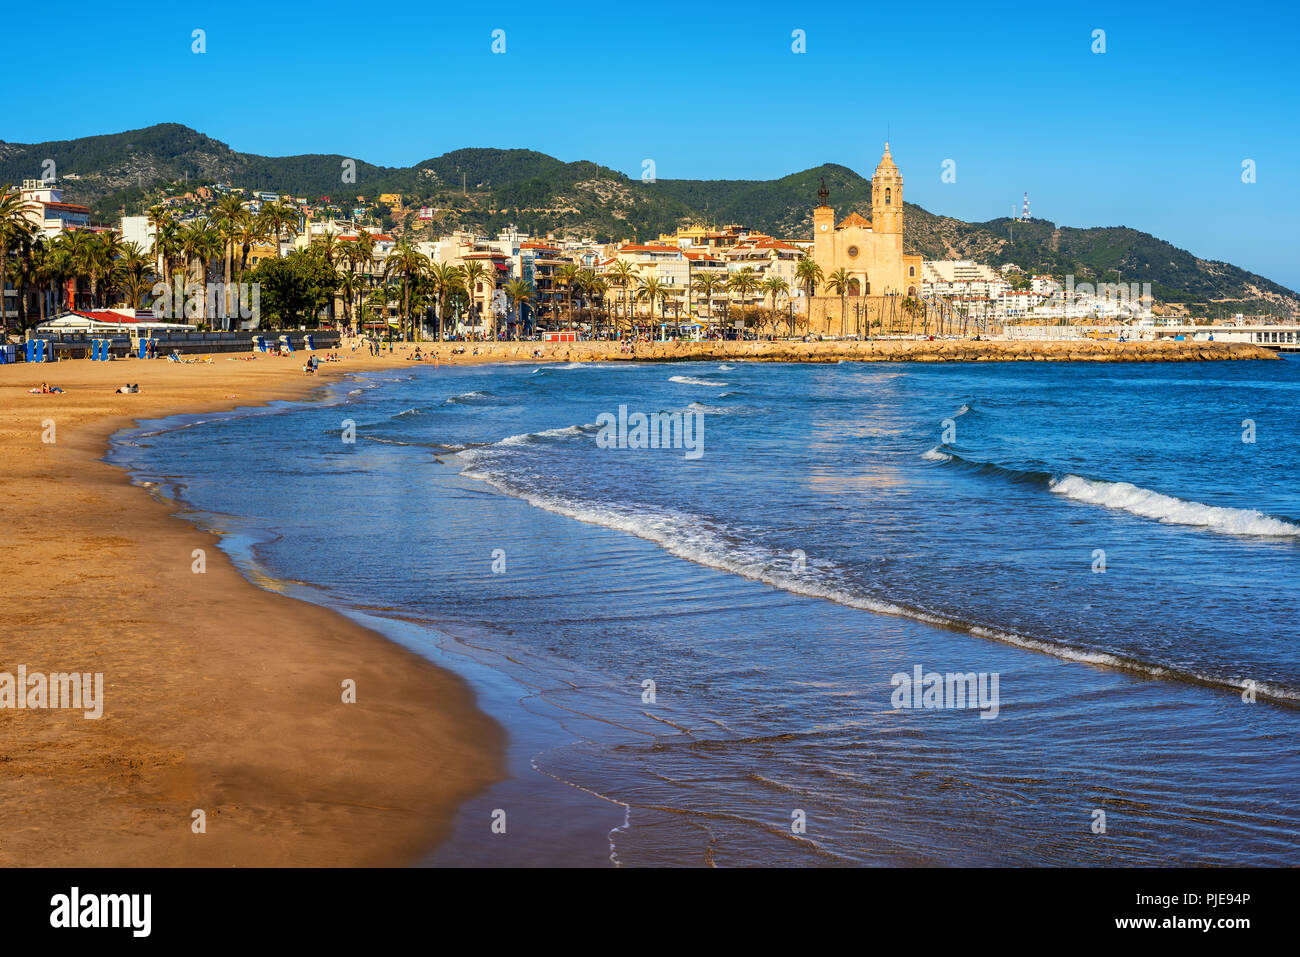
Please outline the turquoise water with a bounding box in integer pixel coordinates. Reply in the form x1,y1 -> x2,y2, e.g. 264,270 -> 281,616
110,356 -> 1300,865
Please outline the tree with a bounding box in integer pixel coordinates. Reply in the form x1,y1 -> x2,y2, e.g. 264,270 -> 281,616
824,267 -> 853,337
179,218 -> 220,324
116,241 -> 155,310
795,255 -> 823,335
382,241 -> 428,340
692,272 -> 725,336
605,260 -> 637,334
215,194 -> 248,320
503,278 -> 533,340
259,202 -> 299,259
637,274 -> 668,332
761,275 -> 790,336
146,203 -> 172,279
461,260 -> 489,337
250,248 -> 340,328
0,185 -> 33,329
726,267 -> 760,333
426,261 -> 466,341
555,262 -> 580,332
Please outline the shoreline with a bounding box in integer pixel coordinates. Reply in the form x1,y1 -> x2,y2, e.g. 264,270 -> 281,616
344,337 -> 1278,364
0,354 -> 504,866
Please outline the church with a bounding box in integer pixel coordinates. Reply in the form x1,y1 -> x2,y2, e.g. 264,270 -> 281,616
807,144 -> 923,335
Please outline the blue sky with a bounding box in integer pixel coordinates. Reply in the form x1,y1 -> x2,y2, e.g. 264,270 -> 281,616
9,0 -> 1299,289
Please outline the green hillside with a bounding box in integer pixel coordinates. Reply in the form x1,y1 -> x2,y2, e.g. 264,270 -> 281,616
1,124 -> 1294,315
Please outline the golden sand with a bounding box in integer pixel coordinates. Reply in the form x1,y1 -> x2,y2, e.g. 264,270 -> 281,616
0,347 -> 503,866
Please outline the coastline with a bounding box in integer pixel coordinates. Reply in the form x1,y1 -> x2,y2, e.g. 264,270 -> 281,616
0,353 -> 505,866
0,337 -> 1282,866
368,337 -> 1279,364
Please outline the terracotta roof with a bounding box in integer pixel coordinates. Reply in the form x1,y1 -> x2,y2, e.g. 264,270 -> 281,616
837,212 -> 871,229
72,310 -> 144,324
619,244 -> 681,254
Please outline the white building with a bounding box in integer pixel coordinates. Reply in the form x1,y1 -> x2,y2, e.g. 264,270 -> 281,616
19,180 -> 91,236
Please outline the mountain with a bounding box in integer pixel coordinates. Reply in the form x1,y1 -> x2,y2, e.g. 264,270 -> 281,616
1,124 -> 1294,315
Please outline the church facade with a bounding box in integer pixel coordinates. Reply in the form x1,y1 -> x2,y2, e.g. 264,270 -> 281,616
807,144 -> 923,335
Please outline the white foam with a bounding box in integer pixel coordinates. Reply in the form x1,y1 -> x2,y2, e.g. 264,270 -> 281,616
920,446 -> 952,462
717,364 -> 734,371
1049,474 -> 1300,537
669,375 -> 728,386
487,422 -> 597,448
456,466 -> 1300,703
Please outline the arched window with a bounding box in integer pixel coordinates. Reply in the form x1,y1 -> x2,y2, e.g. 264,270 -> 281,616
907,285 -> 916,297
847,278 -> 861,297
884,187 -> 891,206
908,265 -> 915,277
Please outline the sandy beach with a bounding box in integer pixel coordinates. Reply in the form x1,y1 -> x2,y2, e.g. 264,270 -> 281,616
0,347 -> 505,866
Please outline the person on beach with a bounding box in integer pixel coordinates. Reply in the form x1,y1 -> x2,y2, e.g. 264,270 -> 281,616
115,384 -> 140,393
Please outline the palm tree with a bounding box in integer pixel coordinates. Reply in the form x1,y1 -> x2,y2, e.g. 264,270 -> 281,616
426,261 -> 465,341
762,275 -> 790,337
155,219 -> 182,294
337,270 -> 359,333
605,260 -> 637,334
236,212 -> 269,278
215,194 -> 248,320
4,224 -> 36,331
116,242 -> 155,310
587,274 -> 610,337
461,260 -> 489,337
382,241 -> 429,341
726,267 -> 760,334
146,203 -> 172,280
179,218 -> 220,325
691,272 -> 725,336
795,255 -> 823,335
0,185 -> 33,329
824,267 -> 853,337
260,202 -> 299,258
503,278 -> 533,340
555,262 -> 580,332
574,267 -> 601,335
311,232 -> 342,327
637,274 -> 668,333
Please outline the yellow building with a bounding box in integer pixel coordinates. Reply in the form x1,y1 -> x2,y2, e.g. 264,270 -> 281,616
808,144 -> 922,335
379,193 -> 402,207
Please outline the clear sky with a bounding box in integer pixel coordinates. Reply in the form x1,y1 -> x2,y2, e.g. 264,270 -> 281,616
8,0 -> 1299,289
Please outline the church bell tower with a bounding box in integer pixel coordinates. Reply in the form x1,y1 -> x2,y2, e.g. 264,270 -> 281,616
871,143 -> 902,236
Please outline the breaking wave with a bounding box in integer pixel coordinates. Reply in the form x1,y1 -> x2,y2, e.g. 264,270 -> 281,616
669,375 -> 729,386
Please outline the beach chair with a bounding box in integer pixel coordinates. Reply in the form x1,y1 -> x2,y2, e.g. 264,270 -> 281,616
167,352 -> 182,363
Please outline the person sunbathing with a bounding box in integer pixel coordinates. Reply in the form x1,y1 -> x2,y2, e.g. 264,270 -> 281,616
115,384 -> 140,394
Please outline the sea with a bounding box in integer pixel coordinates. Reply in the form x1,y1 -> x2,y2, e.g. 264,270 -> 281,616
108,355 -> 1300,866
